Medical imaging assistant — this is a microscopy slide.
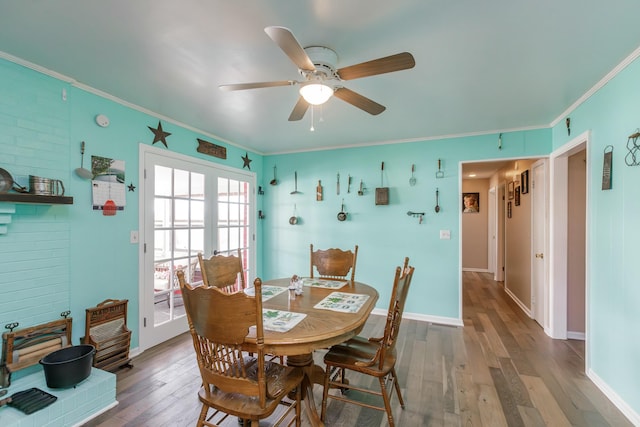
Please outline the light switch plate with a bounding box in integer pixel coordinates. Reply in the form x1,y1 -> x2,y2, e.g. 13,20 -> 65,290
439,230 -> 451,240
130,230 -> 139,244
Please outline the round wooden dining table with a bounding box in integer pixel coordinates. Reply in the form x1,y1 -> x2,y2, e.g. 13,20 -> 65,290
245,278 -> 379,427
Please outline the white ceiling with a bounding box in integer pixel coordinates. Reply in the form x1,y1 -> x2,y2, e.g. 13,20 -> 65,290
1,1 -> 640,154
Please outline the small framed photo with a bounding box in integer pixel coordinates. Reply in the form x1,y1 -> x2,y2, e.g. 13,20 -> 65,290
515,186 -> 521,206
507,201 -> 512,218
462,192 -> 479,213
521,170 -> 529,194
508,181 -> 515,200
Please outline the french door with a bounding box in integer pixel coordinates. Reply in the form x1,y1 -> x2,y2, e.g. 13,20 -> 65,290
139,145 -> 256,350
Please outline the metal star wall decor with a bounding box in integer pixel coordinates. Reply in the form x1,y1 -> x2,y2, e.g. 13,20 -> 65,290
148,121 -> 171,148
242,152 -> 252,170
128,182 -> 136,192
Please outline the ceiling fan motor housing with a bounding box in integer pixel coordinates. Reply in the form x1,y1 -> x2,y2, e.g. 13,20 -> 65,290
301,46 -> 339,81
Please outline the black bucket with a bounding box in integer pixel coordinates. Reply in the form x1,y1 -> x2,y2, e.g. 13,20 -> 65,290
40,344 -> 95,388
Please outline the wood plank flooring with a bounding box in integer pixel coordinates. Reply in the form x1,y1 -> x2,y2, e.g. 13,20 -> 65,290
83,272 -> 632,426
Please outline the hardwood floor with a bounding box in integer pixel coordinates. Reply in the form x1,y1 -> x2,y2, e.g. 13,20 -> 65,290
83,272 -> 632,426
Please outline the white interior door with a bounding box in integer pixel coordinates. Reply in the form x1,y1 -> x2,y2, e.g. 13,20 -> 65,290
531,160 -> 547,327
139,145 -> 256,350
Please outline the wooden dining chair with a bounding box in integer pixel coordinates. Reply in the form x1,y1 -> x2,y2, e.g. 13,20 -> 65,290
177,270 -> 303,427
310,244 -> 358,281
320,257 -> 414,427
198,250 -> 246,293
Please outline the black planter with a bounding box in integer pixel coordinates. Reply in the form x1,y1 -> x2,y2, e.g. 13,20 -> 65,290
40,344 -> 95,388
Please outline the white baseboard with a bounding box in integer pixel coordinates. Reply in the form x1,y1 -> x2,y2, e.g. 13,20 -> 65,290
567,331 -> 585,340
372,308 -> 464,327
587,369 -> 640,426
462,268 -> 491,273
504,287 -> 532,317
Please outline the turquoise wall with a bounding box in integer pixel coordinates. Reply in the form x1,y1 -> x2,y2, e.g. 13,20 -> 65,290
261,130 -> 550,319
551,55 -> 640,413
0,58 -> 264,356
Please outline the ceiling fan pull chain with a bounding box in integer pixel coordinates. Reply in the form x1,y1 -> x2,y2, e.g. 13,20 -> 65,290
310,105 -> 315,131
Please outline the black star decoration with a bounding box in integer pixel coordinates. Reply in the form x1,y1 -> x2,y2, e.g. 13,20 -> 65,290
148,121 -> 171,148
128,182 -> 136,192
242,152 -> 252,170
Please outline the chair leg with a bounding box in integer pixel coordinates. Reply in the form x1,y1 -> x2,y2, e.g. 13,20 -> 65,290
197,404 -> 208,427
378,376 -> 395,427
295,382 -> 302,427
320,365 -> 332,421
391,367 -> 405,408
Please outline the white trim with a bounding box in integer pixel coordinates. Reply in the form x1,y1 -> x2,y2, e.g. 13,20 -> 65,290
567,331 -> 585,340
587,369 -> 640,426
71,401 -> 119,427
550,45 -> 640,128
504,287 -> 533,318
372,308 -> 464,328
462,268 -> 491,273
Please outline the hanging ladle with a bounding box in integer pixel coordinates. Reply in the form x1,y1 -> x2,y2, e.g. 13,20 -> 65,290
435,188 -> 441,213
290,171 -> 301,194
270,165 -> 278,185
74,141 -> 92,179
409,164 -> 416,186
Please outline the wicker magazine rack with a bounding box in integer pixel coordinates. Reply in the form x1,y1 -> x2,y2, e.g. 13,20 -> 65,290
83,299 -> 132,372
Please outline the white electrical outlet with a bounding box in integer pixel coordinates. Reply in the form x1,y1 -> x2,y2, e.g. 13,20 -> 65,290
130,230 -> 139,244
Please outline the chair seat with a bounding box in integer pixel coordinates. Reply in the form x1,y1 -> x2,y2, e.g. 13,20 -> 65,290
324,339 -> 397,377
199,358 -> 303,419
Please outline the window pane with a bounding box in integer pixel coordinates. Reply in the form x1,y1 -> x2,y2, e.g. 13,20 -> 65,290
229,180 -> 239,203
218,178 -> 229,202
218,202 -> 228,226
218,229 -> 229,252
155,166 -> 172,196
191,200 -> 204,227
154,230 -> 172,260
229,227 -> 239,250
154,198 -> 172,228
174,199 -> 190,227
191,172 -> 204,200
174,169 -> 189,197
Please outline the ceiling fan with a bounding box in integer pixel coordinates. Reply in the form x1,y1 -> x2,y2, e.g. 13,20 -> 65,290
219,26 -> 415,121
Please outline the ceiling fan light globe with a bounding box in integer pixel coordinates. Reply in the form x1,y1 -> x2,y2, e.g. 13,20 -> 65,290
300,83 -> 333,105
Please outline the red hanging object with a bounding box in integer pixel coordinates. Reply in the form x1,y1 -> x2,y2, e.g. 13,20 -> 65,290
103,199 -> 117,216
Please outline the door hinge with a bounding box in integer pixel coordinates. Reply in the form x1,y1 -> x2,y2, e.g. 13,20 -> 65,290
144,243 -> 147,253
144,317 -> 147,327
144,168 -> 147,179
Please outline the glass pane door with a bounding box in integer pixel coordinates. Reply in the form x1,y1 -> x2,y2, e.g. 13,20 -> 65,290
141,146 -> 255,350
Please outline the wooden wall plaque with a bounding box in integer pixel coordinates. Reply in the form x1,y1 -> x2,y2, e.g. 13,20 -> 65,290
197,138 -> 227,159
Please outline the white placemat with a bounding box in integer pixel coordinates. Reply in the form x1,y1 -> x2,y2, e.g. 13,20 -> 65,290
313,292 -> 370,313
262,309 -> 307,333
301,278 -> 348,289
244,285 -> 286,301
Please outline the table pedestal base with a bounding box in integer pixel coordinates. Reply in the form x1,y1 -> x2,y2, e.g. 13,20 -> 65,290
287,353 -> 325,427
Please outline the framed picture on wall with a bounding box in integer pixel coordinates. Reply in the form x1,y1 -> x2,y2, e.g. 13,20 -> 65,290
462,192 -> 479,213
508,181 -> 515,199
521,170 -> 529,194
507,201 -> 512,218
515,186 -> 521,206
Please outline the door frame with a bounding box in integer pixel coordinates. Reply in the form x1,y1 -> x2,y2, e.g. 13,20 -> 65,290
548,130 -> 590,343
531,159 -> 548,328
137,144 -> 257,352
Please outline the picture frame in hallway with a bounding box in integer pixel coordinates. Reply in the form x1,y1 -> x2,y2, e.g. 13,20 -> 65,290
515,186 -> 521,206
508,181 -> 514,199
521,170 -> 529,194
462,192 -> 479,213
507,201 -> 512,218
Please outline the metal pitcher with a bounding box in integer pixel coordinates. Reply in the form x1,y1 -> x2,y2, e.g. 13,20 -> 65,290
29,176 -> 65,196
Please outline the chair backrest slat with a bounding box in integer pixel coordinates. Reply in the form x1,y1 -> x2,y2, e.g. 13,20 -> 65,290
310,244 -> 358,281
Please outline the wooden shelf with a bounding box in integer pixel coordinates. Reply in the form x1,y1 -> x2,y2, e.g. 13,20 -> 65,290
0,193 -> 73,204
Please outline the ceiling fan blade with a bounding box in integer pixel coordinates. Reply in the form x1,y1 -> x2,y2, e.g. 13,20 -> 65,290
264,26 -> 316,72
337,52 -> 415,81
288,96 -> 310,121
219,81 -> 296,91
333,87 -> 386,115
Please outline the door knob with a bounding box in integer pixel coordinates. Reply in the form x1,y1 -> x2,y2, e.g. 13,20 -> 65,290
535,253 -> 544,259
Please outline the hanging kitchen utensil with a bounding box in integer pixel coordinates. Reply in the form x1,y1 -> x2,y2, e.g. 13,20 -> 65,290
435,188 -> 441,213
289,204 -> 298,225
358,179 -> 365,196
409,164 -> 416,186
337,199 -> 347,221
270,165 -> 278,185
436,159 -> 444,179
375,162 -> 389,205
0,168 -> 14,194
336,173 -> 340,195
290,171 -> 300,194
74,141 -> 92,179
347,175 -> 352,193
316,180 -> 323,201
103,182 -> 117,216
